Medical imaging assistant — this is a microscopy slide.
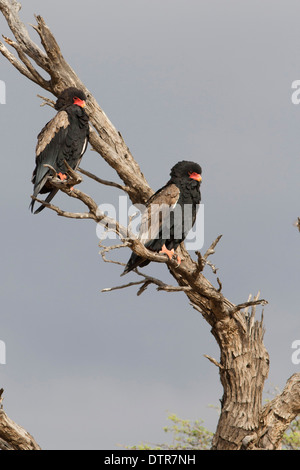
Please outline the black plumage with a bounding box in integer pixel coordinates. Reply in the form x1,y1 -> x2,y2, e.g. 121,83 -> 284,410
122,160 -> 202,275
30,87 -> 89,214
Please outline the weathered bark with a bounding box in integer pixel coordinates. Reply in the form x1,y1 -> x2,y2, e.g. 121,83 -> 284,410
211,305 -> 269,449
0,0 -> 299,450
256,373 -> 300,450
0,389 -> 40,450
0,409 -> 41,450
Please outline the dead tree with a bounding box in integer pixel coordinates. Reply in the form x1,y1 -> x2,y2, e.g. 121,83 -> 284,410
0,0 -> 299,450
0,388 -> 40,450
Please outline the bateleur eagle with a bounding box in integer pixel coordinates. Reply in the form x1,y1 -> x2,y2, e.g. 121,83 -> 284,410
30,87 -> 89,214
122,160 -> 202,275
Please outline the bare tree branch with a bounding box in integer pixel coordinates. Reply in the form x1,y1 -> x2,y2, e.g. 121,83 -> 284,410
2,34 -> 49,87
293,217 -> 300,232
0,390 -> 41,451
204,354 -> 223,369
102,267 -> 193,296
78,167 -> 131,194
248,373 -> 300,450
195,235 -> 222,274
229,299 -> 268,316
37,93 -> 55,108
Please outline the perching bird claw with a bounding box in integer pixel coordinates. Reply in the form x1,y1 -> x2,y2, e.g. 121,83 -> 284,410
57,172 -> 67,181
159,244 -> 175,260
159,245 -> 180,266
174,254 -> 182,267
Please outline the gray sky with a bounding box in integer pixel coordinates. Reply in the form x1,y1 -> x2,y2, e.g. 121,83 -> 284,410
1,0 -> 300,450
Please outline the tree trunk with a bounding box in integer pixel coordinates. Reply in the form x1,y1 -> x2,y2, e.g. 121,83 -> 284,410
211,308 -> 269,449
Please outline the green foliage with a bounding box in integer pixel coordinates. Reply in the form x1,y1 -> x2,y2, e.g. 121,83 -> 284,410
282,417 -> 300,450
162,413 -> 213,450
128,413 -> 213,450
128,407 -> 300,450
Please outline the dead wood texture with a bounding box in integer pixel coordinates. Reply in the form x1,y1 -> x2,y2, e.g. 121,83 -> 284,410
0,0 -> 299,451
0,389 -> 40,450
0,409 -> 41,450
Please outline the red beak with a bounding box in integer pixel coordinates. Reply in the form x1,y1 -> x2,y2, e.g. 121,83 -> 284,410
189,172 -> 202,182
73,97 -> 86,108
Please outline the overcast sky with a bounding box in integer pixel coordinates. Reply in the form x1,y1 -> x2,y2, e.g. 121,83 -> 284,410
1,0 -> 300,450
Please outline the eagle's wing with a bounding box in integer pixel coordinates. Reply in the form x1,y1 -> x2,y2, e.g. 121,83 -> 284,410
139,183 -> 180,246
32,110 -> 70,196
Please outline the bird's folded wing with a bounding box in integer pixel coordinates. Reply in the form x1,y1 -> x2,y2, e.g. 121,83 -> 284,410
139,183 -> 180,244
33,110 -> 70,185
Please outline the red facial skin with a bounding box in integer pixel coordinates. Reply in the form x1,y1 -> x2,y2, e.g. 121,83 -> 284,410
73,97 -> 86,108
189,172 -> 202,182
